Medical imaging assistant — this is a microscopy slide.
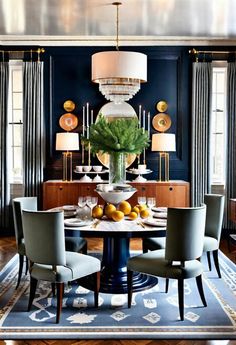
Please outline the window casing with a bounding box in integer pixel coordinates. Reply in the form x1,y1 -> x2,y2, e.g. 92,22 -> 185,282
8,60 -> 23,184
211,64 -> 227,187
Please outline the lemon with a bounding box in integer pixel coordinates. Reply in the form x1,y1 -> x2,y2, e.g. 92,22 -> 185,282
128,211 -> 138,220
138,204 -> 147,212
92,205 -> 103,219
132,206 -> 140,214
111,210 -> 124,222
105,204 -> 116,219
118,200 -> 132,215
140,209 -> 150,219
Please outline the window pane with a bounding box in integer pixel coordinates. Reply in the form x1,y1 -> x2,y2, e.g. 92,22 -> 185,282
13,125 -> 22,146
12,92 -> 22,109
13,147 -> 22,176
13,109 -> 23,122
216,73 -> 225,93
216,94 -> 225,111
12,70 -> 23,92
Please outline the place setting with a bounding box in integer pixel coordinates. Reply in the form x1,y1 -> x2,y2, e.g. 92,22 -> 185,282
64,196 -> 98,228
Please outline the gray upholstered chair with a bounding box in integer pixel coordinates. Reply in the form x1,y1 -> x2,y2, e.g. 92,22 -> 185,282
22,210 -> 101,323
12,197 -> 87,288
203,194 -> 225,278
127,205 -> 207,321
143,194 -> 225,278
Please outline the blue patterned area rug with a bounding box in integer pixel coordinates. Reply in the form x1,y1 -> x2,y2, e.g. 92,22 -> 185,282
0,251 -> 235,340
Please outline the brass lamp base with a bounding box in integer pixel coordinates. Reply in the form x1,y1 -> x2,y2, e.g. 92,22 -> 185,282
62,151 -> 73,181
158,152 -> 170,182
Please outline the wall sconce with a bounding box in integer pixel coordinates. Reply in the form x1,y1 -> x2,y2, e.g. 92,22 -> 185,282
56,132 -> 79,181
151,133 -> 176,182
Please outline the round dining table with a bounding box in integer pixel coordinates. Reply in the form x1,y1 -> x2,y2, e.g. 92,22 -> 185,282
64,217 -> 166,294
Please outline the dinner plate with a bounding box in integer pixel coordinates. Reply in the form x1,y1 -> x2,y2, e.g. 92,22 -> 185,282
153,212 -> 167,219
152,206 -> 168,212
64,218 -> 93,227
143,218 -> 167,227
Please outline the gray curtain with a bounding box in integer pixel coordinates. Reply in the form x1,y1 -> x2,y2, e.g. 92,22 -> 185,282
191,62 -> 212,206
23,61 -> 45,202
0,62 -> 10,230
225,62 -> 236,230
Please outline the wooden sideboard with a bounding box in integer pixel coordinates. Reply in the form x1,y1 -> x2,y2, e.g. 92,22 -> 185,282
43,180 -> 190,210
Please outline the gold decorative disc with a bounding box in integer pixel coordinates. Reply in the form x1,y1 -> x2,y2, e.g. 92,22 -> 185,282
156,100 -> 168,113
152,113 -> 172,132
63,100 -> 75,112
59,113 -> 78,131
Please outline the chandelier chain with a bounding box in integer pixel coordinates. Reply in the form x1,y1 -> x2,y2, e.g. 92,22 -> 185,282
113,2 -> 121,51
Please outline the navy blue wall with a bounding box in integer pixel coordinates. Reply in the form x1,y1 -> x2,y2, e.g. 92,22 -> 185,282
43,46 -> 191,182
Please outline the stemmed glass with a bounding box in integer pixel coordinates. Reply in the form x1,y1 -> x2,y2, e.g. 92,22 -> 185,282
77,196 -> 87,220
86,196 -> 98,218
138,196 -> 146,206
147,197 -> 156,217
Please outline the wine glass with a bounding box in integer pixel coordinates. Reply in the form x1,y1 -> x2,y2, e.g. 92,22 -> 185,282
78,196 -> 87,208
138,196 -> 146,206
86,196 -> 98,217
147,197 -> 156,217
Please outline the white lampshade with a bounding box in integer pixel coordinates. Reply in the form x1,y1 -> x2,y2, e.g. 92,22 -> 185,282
151,133 -> 176,152
91,51 -> 147,103
92,51 -> 147,82
56,132 -> 79,151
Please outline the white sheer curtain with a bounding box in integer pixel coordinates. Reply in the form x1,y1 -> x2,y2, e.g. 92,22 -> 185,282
23,61 -> 45,203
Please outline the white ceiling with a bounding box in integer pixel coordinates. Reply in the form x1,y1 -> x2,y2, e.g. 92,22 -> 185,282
1,0 -> 236,46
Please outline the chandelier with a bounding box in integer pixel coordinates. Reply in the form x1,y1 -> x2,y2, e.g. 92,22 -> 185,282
91,2 -> 147,104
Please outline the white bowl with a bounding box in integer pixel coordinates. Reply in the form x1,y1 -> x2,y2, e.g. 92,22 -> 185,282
96,189 -> 136,205
75,166 -> 83,172
83,166 -> 92,172
93,165 -> 103,172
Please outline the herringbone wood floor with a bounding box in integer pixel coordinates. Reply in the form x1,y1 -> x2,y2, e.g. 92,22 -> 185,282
0,236 -> 235,345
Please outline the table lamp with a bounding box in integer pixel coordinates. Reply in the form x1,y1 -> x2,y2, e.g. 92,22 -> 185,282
151,133 -> 176,181
56,132 -> 79,181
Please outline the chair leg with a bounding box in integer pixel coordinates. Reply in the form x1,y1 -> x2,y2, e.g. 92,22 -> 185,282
196,275 -> 207,307
51,283 -> 56,297
56,282 -> 64,324
213,249 -> 221,278
81,242 -> 87,255
25,257 -> 29,275
142,241 -> 148,253
206,251 -> 212,271
127,270 -> 133,308
178,279 -> 184,321
93,271 -> 100,308
28,276 -> 38,311
16,254 -> 24,289
165,278 -> 169,293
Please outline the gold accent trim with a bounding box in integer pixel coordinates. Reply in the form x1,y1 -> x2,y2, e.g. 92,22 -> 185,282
156,101 -> 168,113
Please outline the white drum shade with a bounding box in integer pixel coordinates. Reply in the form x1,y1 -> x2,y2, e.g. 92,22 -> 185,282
152,133 -> 176,152
56,132 -> 79,151
92,51 -> 147,82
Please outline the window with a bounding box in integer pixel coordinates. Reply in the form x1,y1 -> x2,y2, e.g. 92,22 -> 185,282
8,61 -> 23,184
211,64 -> 227,186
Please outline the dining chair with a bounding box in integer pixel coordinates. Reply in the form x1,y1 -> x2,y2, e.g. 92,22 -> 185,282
127,205 -> 207,321
12,197 -> 87,288
142,194 -> 225,278
22,210 -> 101,323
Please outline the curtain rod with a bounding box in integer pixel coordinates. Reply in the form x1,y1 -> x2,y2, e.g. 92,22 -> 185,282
189,48 -> 235,55
0,48 -> 45,54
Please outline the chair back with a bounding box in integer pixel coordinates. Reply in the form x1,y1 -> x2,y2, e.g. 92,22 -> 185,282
204,194 -> 225,243
12,197 -> 38,246
165,205 -> 206,262
22,210 -> 66,266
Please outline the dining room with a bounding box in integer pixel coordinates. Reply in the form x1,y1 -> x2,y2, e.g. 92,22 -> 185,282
0,0 -> 236,344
